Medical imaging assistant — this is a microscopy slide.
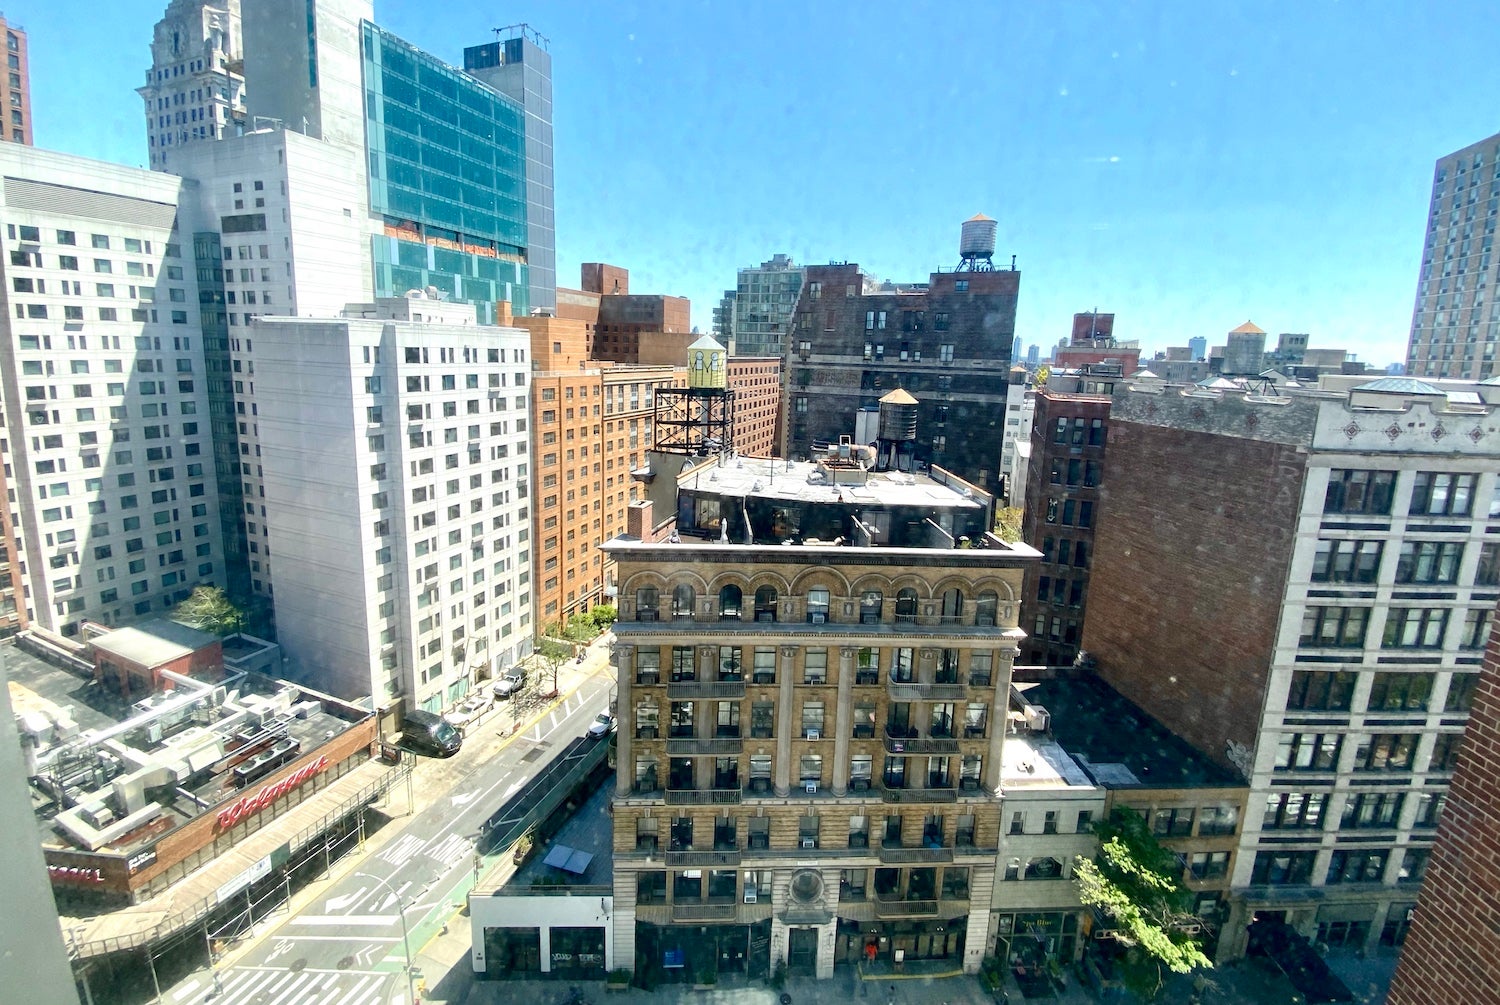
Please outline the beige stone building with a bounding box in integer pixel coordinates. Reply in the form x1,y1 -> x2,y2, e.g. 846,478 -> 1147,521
603,465 -> 1036,981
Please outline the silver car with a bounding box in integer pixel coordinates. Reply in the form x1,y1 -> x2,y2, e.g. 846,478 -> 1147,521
492,667 -> 527,699
586,712 -> 616,740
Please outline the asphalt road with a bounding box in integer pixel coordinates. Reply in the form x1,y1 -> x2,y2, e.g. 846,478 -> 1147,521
163,664 -> 615,1005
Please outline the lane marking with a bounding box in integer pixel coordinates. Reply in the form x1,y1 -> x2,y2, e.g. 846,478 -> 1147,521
292,914 -> 398,927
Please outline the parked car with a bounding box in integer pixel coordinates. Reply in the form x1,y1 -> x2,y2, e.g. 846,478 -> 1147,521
586,711 -> 617,740
492,667 -> 528,699
400,709 -> 462,758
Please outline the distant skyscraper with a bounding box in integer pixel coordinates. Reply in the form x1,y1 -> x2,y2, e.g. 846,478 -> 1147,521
1026,344 -> 1039,365
1013,335 -> 1022,360
712,288 -> 736,346
463,27 -> 557,316
1405,130 -> 1500,380
722,253 -> 802,358
0,14 -> 32,145
1188,335 -> 1207,361
139,0 -> 245,170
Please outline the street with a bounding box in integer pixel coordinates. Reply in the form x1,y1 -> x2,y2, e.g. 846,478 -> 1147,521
158,640 -> 616,1005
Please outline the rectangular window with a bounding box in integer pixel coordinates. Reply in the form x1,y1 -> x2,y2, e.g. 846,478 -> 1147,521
1273,733 -> 1342,772
1353,733 -> 1419,772
1286,670 -> 1356,711
1367,673 -> 1433,712
1409,471 -> 1476,516
1395,541 -> 1463,584
1461,607 -> 1494,650
1324,469 -> 1396,515
1312,539 -> 1383,583
1250,850 -> 1317,886
1299,606 -> 1370,648
1341,792 -> 1404,830
1326,849 -> 1389,885
1262,792 -> 1327,831
1382,608 -> 1449,649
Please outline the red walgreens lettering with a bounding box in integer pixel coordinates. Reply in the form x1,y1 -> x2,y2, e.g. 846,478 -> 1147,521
216,755 -> 329,829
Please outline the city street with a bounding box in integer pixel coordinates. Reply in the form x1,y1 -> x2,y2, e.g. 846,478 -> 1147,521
157,637 -> 616,1005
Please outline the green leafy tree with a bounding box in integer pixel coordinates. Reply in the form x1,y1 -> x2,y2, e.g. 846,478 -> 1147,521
590,604 -> 617,629
1073,807 -> 1213,1001
993,506 -> 1024,542
535,636 -> 572,695
170,586 -> 246,637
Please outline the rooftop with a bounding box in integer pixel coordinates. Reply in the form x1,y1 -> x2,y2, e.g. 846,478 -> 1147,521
677,454 -> 987,512
1000,735 -> 1099,792
89,618 -> 218,669
1017,672 -> 1243,790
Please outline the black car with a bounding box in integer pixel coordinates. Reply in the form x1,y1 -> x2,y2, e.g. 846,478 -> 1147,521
401,709 -> 462,757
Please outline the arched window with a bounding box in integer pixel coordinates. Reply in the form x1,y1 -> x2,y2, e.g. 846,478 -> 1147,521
974,591 -> 998,627
671,584 -> 695,619
940,588 -> 964,624
754,586 -> 778,622
895,588 -> 919,623
719,584 -> 743,620
635,586 -> 659,621
860,590 -> 883,624
807,588 -> 830,623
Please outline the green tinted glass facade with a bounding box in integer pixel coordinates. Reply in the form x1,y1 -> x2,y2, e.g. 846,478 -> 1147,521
361,22 -> 530,321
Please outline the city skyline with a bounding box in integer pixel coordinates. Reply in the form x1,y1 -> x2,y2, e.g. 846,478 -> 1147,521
20,1 -> 1500,366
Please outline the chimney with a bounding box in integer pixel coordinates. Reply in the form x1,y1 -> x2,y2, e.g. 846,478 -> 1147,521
626,499 -> 653,541
495,300 -> 512,326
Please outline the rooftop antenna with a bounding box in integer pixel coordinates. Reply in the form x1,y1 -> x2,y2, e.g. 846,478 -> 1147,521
491,23 -> 551,50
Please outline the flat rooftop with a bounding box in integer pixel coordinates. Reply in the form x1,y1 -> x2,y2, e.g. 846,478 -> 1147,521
505,775 -> 615,891
6,638 -> 362,854
1019,673 -> 1242,790
1001,735 -> 1098,791
682,455 -> 987,511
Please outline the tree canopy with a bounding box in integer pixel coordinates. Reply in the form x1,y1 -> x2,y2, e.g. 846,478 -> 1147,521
170,586 -> 246,637
1073,807 -> 1213,1000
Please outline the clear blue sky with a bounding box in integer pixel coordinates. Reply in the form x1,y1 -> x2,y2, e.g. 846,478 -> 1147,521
22,1 -> 1500,366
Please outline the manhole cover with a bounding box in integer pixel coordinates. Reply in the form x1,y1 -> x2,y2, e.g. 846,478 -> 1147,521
289,957 -> 308,973
336,955 -> 355,970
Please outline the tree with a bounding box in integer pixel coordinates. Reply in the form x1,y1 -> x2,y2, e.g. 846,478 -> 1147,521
1073,808 -> 1213,1001
535,636 -> 572,696
171,586 -> 246,637
993,506 -> 1024,542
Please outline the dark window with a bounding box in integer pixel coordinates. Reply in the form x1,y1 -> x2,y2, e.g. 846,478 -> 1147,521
1324,469 -> 1396,515
1286,670 -> 1356,711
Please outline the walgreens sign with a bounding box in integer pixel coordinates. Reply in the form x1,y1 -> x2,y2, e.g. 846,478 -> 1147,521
216,755 -> 329,830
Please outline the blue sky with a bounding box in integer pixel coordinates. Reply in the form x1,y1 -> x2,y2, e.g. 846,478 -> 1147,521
23,1 -> 1500,366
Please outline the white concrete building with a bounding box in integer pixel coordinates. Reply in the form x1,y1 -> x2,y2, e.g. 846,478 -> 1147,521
0,144 -> 225,635
1000,386 -> 1035,508
253,297 -> 532,705
139,0 -> 246,171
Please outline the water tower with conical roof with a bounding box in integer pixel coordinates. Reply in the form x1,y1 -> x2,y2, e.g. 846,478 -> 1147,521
874,387 -> 919,472
653,335 -> 737,456
956,213 -> 998,272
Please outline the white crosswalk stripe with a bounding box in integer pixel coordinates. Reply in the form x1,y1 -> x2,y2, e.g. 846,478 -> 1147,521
376,832 -> 428,866
209,967 -> 391,1005
425,831 -> 472,865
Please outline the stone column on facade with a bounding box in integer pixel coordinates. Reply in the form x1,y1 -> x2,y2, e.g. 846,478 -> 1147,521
985,644 -> 1019,794
832,647 -> 855,796
615,644 -> 634,793
699,644 -> 717,681
774,645 -> 797,796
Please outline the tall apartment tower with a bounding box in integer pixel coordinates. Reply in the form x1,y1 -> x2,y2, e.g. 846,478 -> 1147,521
1405,130 -> 1500,381
605,465 -> 1032,980
140,0 -> 246,170
1082,374 -> 1500,960
0,145 -> 226,637
150,0 -> 554,627
464,27 -> 557,317
783,220 -> 1018,496
721,254 -> 804,359
0,15 -> 31,145
1387,602 -> 1500,1005
252,297 -> 532,704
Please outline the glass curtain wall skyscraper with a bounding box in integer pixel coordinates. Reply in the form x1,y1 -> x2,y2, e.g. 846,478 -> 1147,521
362,23 -> 532,322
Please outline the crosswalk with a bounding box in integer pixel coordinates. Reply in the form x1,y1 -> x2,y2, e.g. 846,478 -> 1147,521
200,966 -> 392,1005
376,833 -> 427,867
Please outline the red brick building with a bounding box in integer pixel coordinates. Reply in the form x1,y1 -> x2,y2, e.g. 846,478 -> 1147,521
1019,390 -> 1111,666
1387,602 -> 1500,1005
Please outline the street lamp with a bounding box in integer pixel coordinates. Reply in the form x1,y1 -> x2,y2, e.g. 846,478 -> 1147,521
355,871 -> 417,1005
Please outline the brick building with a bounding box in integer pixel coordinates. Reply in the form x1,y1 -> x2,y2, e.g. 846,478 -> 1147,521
1019,391 -> 1110,666
581,262 -> 693,365
604,460 -> 1034,981
0,15 -> 30,145
1083,373 -> 1500,959
782,225 -> 1019,496
1387,600 -> 1500,1005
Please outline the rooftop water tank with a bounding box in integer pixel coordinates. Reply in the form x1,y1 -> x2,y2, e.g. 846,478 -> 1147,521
877,388 -> 918,442
959,213 -> 997,259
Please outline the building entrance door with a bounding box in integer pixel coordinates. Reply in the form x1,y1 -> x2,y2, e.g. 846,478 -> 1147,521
788,927 -> 818,976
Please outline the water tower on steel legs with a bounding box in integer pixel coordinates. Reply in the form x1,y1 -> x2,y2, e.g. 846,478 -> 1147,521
956,213 -> 998,272
654,335 -> 736,456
